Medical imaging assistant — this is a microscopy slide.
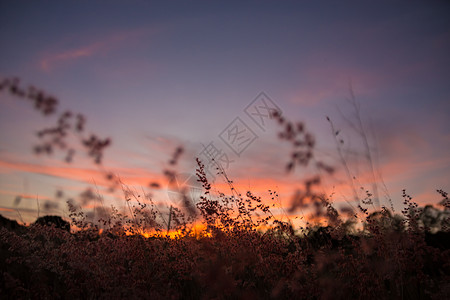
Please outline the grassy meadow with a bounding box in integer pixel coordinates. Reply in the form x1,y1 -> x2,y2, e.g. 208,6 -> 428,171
1,78 -> 449,299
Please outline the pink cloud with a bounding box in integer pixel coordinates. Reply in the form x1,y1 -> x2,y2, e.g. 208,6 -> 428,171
40,43 -> 102,71
39,27 -> 156,72
287,64 -> 379,106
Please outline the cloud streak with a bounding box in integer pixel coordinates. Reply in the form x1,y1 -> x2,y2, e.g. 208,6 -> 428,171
39,28 -> 155,72
0,158 -> 165,190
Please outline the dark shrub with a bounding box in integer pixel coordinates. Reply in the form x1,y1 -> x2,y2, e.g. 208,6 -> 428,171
34,215 -> 70,232
0,215 -> 25,233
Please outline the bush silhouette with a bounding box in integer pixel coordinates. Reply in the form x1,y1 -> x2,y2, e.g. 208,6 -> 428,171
34,215 -> 70,232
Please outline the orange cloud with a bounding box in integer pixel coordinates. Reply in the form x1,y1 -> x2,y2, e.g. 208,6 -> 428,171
211,177 -> 292,196
0,189 -> 52,201
0,159 -> 103,183
0,207 -> 14,212
315,147 -> 450,210
0,158 -> 165,190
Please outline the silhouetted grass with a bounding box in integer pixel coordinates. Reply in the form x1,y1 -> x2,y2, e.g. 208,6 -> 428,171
1,77 -> 449,299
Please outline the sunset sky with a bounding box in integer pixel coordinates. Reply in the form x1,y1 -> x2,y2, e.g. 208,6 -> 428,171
1,1 -> 449,224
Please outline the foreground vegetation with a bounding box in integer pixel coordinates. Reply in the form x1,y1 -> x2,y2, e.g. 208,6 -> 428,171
1,77 -> 449,299
1,187 -> 449,299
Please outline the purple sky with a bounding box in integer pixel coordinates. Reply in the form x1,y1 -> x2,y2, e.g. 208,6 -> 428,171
1,1 -> 449,223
